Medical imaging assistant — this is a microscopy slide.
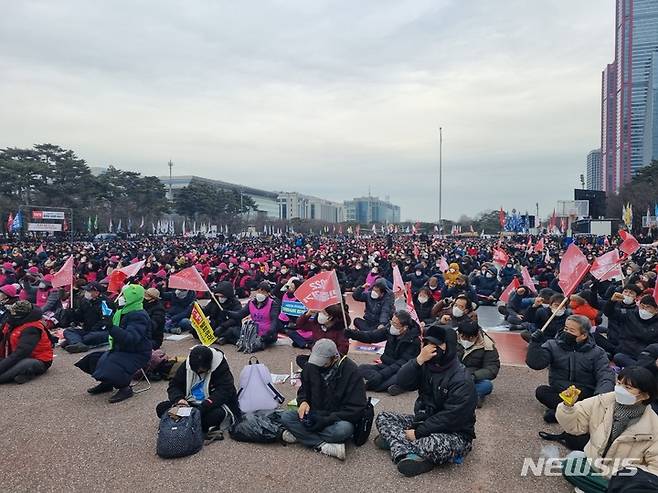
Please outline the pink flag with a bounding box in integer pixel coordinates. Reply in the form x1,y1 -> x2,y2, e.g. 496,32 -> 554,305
405,282 -> 421,325
107,270 -> 128,293
438,257 -> 449,273
118,259 -> 145,279
521,266 -> 537,294
590,250 -> 623,281
500,278 -> 520,304
52,256 -> 74,288
533,238 -> 544,253
295,270 -> 342,311
619,230 -> 640,256
168,266 -> 209,292
493,248 -> 509,266
654,280 -> 658,307
392,265 -> 405,297
558,244 -> 591,296
36,244 -> 45,255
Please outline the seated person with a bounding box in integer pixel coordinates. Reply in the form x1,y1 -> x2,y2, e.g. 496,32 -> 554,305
526,315 -> 614,424
604,294 -> 658,368
440,274 -> 477,306
456,320 -> 500,407
225,281 -> 281,348
79,284 -> 153,403
521,293 -> 570,342
471,266 -> 501,305
557,367 -> 658,493
143,288 -> 165,349
278,278 -> 305,331
345,310 -> 421,395
156,345 -> 239,435
374,325 -> 476,477
404,264 -> 428,295
426,276 -> 443,302
431,294 -> 478,328
413,287 -> 436,326
161,288 -> 196,334
602,284 -> 642,349
288,302 -> 350,356
0,284 -> 20,327
569,293 -> 602,328
498,284 -> 534,330
352,279 -> 394,332
0,301 -> 53,384
205,282 -> 242,344
62,282 -> 111,353
280,339 -> 368,461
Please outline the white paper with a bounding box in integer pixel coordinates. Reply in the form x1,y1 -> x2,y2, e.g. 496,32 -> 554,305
370,398 -> 381,406
270,373 -> 289,384
165,334 -> 192,341
176,406 -> 192,417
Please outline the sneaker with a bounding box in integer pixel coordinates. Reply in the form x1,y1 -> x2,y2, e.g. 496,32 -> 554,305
108,386 -> 134,403
64,342 -> 90,353
168,327 -> 182,335
373,434 -> 391,450
387,384 -> 404,396
318,442 -> 346,461
497,306 -> 509,317
14,373 -> 34,384
543,409 -> 557,424
477,396 -> 485,409
87,382 -> 114,394
281,430 -> 297,444
216,337 -> 227,346
397,453 -> 434,477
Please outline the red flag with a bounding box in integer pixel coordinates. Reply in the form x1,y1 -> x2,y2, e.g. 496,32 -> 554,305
413,243 -> 420,259
558,244 -> 591,296
295,270 -> 342,311
653,280 -> 658,307
521,266 -> 537,294
118,259 -> 145,279
168,266 -> 209,292
533,238 -> 544,253
500,278 -> 520,304
559,217 -> 566,233
36,244 -> 45,255
52,256 -> 74,288
405,282 -> 421,325
6,213 -> 13,232
498,207 -> 505,227
63,218 -> 69,232
107,270 -> 128,293
392,265 -> 405,297
619,230 -> 640,256
590,250 -> 623,281
493,248 -> 509,266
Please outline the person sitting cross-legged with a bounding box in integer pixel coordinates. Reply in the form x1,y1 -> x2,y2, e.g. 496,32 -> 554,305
374,325 -> 477,477
280,339 -> 368,461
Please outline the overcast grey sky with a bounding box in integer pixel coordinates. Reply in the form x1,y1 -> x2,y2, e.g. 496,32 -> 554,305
0,0 -> 614,222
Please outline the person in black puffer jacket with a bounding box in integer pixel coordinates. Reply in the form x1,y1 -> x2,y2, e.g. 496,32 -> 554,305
345,310 -> 421,395
352,279 -> 395,331
375,324 -> 476,477
143,288 -> 165,349
526,314 -> 614,425
196,282 -> 242,343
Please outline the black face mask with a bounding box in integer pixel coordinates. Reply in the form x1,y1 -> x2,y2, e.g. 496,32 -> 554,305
561,332 -> 578,347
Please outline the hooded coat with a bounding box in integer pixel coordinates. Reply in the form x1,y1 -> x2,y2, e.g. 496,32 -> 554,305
204,281 -> 242,335
456,331 -> 501,382
352,280 -> 394,326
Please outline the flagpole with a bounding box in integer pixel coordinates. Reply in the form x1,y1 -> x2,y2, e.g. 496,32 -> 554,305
438,126 -> 443,236
334,271 -> 350,329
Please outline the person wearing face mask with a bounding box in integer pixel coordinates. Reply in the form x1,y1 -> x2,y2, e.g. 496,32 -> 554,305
200,282 -> 242,345
346,261 -> 367,291
280,339 -> 367,461
352,279 -> 394,332
161,287 -> 196,334
0,301 -> 53,384
278,278 -> 305,331
499,262 -> 518,287
345,310 -> 421,395
471,266 -> 501,305
155,345 -> 239,436
425,276 -> 444,302
526,315 -> 615,424
34,274 -> 62,315
231,262 -> 254,299
226,281 -> 280,350
77,284 -> 153,403
374,325 -> 476,477
290,303 -> 350,356
521,293 -> 570,341
432,295 -> 477,328
456,320 -> 500,407
556,367 -> 658,492
61,282 -> 112,354
404,264 -> 429,295
142,288 -> 165,349
414,287 -> 437,325
440,274 -> 477,307
604,290 -> 658,367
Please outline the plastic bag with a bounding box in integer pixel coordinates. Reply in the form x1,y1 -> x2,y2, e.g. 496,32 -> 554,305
229,410 -> 284,443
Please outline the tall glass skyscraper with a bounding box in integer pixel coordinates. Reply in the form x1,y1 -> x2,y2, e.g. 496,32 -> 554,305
601,0 -> 658,192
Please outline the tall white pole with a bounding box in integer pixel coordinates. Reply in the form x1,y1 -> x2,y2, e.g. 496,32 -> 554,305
439,127 -> 443,235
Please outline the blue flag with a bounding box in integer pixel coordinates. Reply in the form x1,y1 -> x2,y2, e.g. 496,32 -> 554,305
11,210 -> 23,232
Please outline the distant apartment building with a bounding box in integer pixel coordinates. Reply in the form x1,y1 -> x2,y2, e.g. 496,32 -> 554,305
586,149 -> 603,190
277,192 -> 344,223
344,196 -> 401,224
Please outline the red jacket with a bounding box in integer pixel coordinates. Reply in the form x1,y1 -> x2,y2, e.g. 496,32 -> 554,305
1,320 -> 53,364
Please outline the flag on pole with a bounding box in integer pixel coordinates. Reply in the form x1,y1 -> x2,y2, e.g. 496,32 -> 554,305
11,210 -> 23,232
6,212 -> 13,232
182,220 -> 186,236
94,215 -> 98,230
492,248 -> 509,267
590,250 -> 623,281
498,207 -> 506,228
405,282 -> 421,325
295,270 -> 342,311
438,257 -> 449,273
109,218 -> 113,233
87,217 -> 92,233
392,265 -> 405,297
36,244 -> 45,255
533,238 -> 545,253
558,244 -> 591,296
500,278 -> 520,304
521,266 -> 537,294
117,219 -> 122,232
52,256 -> 74,288
168,266 -> 210,292
107,270 -> 128,293
619,230 -> 640,256
140,216 -> 145,229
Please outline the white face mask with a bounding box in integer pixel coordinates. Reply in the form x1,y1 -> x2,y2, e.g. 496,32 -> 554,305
389,326 -> 401,336
38,283 -> 46,289
84,291 -> 93,300
255,293 -> 267,303
452,306 -> 464,318
370,290 -> 380,300
614,385 -> 638,405
317,312 -> 329,325
553,308 -> 565,317
175,290 -> 187,299
623,295 -> 635,305
542,303 -> 550,308
418,296 -> 429,304
459,339 -> 475,349
217,296 -> 227,303
416,271 -> 422,276
639,309 -> 655,320
485,273 -> 493,278
117,296 -> 126,307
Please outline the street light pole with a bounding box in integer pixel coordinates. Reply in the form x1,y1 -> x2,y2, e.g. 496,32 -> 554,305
168,160 -> 173,200
438,127 -> 443,235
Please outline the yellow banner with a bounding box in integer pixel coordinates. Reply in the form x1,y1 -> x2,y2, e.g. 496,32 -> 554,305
189,302 -> 217,346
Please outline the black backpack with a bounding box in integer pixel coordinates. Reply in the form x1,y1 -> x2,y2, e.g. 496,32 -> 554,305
352,397 -> 375,446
